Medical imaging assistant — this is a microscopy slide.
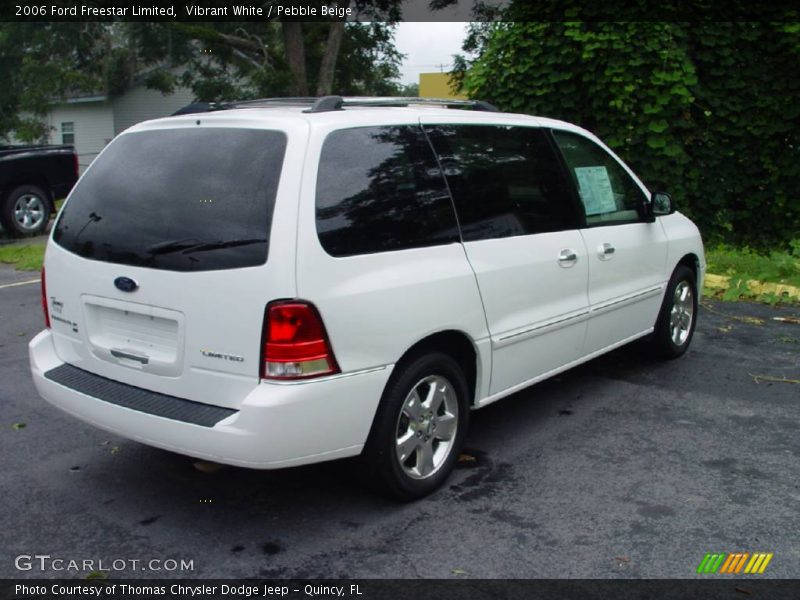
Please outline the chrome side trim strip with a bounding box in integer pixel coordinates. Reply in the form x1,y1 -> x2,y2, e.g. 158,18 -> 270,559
491,285 -> 663,350
477,328 -> 654,409
494,310 -> 590,349
589,285 -> 664,317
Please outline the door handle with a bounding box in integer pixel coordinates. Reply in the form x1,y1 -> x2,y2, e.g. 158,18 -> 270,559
598,243 -> 615,260
558,248 -> 578,268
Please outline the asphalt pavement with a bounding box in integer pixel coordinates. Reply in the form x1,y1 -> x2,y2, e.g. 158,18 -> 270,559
0,267 -> 798,579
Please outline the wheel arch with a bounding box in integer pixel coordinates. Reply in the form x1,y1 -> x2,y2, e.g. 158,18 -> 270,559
391,330 -> 481,407
653,254 -> 700,358
676,253 -> 701,289
361,330 -> 478,499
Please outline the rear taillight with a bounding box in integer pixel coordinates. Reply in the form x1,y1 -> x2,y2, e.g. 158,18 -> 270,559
73,152 -> 79,178
261,301 -> 339,380
41,267 -> 50,328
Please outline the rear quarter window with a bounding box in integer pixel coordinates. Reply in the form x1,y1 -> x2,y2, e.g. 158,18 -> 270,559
53,127 -> 287,272
315,125 -> 458,257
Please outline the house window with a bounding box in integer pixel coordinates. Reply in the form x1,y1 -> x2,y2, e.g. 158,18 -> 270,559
61,122 -> 75,145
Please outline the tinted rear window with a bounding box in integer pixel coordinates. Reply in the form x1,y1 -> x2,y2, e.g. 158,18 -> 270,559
315,125 -> 458,257
53,128 -> 286,272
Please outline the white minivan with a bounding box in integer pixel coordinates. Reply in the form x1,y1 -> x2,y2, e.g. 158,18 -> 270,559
30,96 -> 704,499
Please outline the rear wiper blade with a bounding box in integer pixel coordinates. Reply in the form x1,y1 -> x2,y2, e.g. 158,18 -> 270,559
182,238 -> 267,254
146,238 -> 207,255
146,238 -> 266,256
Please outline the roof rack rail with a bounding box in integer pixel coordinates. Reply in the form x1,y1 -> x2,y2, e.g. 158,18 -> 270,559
172,97 -> 319,115
226,97 -> 319,108
304,96 -> 345,113
172,96 -> 500,116
304,95 -> 499,113
171,102 -> 225,116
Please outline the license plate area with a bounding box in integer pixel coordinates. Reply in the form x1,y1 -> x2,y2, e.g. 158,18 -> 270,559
82,295 -> 184,376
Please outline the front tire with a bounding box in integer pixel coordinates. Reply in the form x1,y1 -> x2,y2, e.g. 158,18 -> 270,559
652,265 -> 698,358
363,352 -> 469,500
1,185 -> 52,237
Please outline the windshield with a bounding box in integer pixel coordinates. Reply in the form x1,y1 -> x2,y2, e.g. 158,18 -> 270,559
53,127 -> 287,272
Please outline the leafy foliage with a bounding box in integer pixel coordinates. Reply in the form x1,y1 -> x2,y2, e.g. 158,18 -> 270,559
457,18 -> 800,249
0,21 -> 403,142
125,21 -> 404,100
0,24 -> 112,140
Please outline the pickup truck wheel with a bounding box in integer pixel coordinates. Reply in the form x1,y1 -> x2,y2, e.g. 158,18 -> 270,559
652,265 -> 698,359
1,185 -> 52,237
364,352 -> 469,500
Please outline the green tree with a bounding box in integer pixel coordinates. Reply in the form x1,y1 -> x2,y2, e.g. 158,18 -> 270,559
457,19 -> 800,249
684,23 -> 800,247
0,19 -> 404,142
121,21 -> 403,100
0,23 -> 113,141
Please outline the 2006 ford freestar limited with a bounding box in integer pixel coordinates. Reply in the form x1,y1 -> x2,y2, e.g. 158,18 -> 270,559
29,96 -> 705,499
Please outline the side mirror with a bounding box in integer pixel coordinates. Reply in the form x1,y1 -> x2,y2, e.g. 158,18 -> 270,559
651,191 -> 674,217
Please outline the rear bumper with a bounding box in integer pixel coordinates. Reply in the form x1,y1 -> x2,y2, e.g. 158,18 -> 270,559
29,330 -> 392,469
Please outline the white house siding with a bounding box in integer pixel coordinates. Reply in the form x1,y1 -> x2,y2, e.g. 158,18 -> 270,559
112,83 -> 195,136
39,83 -> 195,175
46,101 -> 115,173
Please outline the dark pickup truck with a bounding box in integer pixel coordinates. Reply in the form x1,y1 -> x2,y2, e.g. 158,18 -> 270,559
0,144 -> 79,236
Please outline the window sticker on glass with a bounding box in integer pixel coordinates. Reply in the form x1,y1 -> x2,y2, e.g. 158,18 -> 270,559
574,166 -> 617,216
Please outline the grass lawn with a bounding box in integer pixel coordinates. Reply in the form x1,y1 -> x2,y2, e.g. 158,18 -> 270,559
704,242 -> 800,304
706,243 -> 800,288
0,241 -> 46,271
0,198 -> 63,272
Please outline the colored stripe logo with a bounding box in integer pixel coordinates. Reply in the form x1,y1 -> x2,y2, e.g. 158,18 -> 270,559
697,552 -> 773,574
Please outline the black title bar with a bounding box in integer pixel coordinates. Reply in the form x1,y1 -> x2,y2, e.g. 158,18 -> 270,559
4,579 -> 800,600
2,0 -> 800,22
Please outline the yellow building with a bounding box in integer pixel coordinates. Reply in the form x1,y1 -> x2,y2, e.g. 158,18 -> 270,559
418,72 -> 468,100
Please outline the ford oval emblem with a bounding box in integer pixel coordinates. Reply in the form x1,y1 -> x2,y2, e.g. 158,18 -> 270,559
114,276 -> 138,293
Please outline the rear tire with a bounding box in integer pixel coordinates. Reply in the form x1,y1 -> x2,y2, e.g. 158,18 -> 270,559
652,265 -> 698,359
1,184 -> 52,237
363,352 -> 469,500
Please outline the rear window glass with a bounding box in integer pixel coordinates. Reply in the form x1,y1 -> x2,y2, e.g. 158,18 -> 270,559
53,128 -> 286,272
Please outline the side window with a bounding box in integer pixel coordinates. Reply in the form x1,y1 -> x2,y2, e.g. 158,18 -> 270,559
316,125 -> 458,257
424,124 -> 579,241
552,130 -> 648,226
